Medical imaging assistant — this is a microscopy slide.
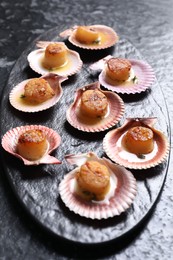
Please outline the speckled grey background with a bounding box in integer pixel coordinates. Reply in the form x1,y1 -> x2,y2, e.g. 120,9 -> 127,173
0,0 -> 173,259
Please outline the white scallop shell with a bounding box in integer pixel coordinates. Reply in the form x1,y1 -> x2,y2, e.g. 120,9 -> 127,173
27,42 -> 83,76
59,152 -> 137,219
1,125 -> 62,165
103,118 -> 170,169
9,73 -> 66,113
59,25 -> 119,50
66,81 -> 125,132
90,56 -> 155,94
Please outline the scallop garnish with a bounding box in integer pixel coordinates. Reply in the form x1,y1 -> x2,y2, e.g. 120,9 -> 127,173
1,125 -> 62,165
59,152 -> 137,219
27,41 -> 83,76
90,55 -> 155,94
9,73 -> 66,113
66,81 -> 125,132
103,118 -> 170,169
59,25 -> 119,50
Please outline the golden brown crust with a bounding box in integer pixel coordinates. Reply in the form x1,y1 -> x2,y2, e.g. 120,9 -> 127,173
106,58 -> 131,81
80,89 -> 108,117
24,78 -> 55,104
122,126 -> 154,154
76,161 -> 110,200
17,129 -> 48,160
75,26 -> 99,44
18,129 -> 45,143
43,43 -> 67,69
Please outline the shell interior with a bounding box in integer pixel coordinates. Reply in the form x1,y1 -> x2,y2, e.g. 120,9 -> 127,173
27,48 -> 83,76
90,57 -> 155,94
9,73 -> 66,113
66,82 -> 125,132
60,25 -> 119,50
103,118 -> 170,169
59,152 -> 137,219
1,125 -> 61,165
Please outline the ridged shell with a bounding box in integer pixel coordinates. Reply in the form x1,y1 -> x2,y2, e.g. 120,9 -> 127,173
59,152 -> 137,219
66,81 -> 125,132
103,118 -> 170,169
59,25 -> 119,50
1,125 -> 61,165
27,42 -> 83,76
90,56 -> 155,94
9,73 -> 66,113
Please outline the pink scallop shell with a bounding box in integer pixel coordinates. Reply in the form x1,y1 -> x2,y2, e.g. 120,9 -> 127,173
1,125 -> 62,165
103,118 -> 170,169
9,73 -> 66,113
66,81 -> 125,132
59,152 -> 137,219
59,25 -> 119,50
90,56 -> 155,94
27,42 -> 83,77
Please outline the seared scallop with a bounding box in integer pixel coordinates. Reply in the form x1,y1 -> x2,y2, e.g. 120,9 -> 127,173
17,129 -> 48,161
80,89 -> 108,118
106,57 -> 131,81
23,78 -> 55,104
43,42 -> 68,69
76,160 -> 110,201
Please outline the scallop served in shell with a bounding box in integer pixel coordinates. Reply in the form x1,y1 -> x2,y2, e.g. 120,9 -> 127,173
103,118 -> 170,169
9,73 -> 66,112
90,55 -> 155,94
1,125 -> 62,165
59,24 -> 119,50
59,152 -> 137,219
27,41 -> 83,77
66,81 -> 125,132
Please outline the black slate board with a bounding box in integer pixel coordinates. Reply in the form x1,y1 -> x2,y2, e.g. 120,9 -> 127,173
0,24 -> 170,244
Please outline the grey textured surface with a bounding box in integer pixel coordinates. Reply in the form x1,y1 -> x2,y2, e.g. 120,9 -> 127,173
0,0 -> 173,259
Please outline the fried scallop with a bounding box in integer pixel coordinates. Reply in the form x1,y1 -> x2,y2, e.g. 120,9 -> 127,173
76,160 -> 110,201
23,78 -> 55,104
106,57 -> 132,81
80,89 -> 108,118
17,129 -> 48,161
43,42 -> 68,69
75,26 -> 100,44
122,126 -> 154,155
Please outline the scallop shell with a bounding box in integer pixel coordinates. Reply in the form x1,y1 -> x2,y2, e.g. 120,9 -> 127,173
103,118 -> 170,169
27,42 -> 83,76
9,73 -> 66,113
66,81 -> 125,132
59,152 -> 137,219
90,55 -> 155,94
59,25 -> 119,50
1,125 -> 62,165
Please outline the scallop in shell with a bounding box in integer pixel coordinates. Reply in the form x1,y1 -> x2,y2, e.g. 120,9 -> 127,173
1,125 -> 61,165
59,25 -> 119,50
9,73 -> 66,113
27,41 -> 83,76
90,55 -> 155,94
66,81 -> 125,132
59,152 -> 137,219
103,118 -> 170,169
